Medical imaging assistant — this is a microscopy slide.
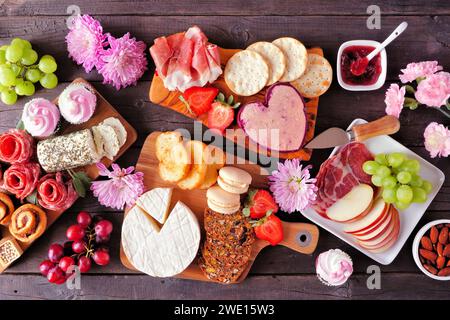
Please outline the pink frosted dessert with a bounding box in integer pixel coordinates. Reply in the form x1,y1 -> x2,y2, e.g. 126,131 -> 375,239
22,98 -> 60,138
315,249 -> 353,286
58,82 -> 97,124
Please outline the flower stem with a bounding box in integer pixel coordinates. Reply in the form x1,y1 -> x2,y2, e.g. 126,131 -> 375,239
437,106 -> 450,119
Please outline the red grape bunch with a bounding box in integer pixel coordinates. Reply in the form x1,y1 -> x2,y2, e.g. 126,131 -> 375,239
39,211 -> 113,285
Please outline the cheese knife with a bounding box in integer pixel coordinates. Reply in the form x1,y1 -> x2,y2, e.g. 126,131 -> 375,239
305,115 -> 400,149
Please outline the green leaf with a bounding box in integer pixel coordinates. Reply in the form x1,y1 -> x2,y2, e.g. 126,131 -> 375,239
265,209 -> 273,217
232,102 -> 241,109
405,84 -> 415,95
72,178 -> 86,198
242,207 -> 250,217
216,92 -> 225,102
26,190 -> 38,205
74,171 -> 92,186
415,77 -> 425,84
16,120 -> 25,130
404,97 -> 419,110
227,95 -> 234,105
446,100 -> 450,111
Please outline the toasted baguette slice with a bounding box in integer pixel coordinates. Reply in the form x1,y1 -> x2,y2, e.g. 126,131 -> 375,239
199,166 -> 219,189
204,144 -> 226,169
177,141 -> 207,190
156,131 -> 184,163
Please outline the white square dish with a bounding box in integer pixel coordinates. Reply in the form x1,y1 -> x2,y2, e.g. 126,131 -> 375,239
302,119 -> 445,265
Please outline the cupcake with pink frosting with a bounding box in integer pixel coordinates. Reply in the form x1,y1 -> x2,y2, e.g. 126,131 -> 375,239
22,98 -> 61,138
58,82 -> 97,124
315,249 -> 353,286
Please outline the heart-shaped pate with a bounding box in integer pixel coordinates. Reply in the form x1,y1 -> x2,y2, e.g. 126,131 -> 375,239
237,83 -> 307,152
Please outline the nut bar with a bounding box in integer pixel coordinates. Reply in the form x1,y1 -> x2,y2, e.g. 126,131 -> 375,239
0,237 -> 23,269
37,129 -> 101,172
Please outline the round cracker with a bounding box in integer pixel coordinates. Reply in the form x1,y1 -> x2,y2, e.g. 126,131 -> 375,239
291,53 -> 332,98
272,37 -> 308,82
247,41 -> 286,85
224,50 -> 269,96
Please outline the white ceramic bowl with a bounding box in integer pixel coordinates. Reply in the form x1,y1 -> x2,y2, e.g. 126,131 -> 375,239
412,219 -> 450,281
336,40 -> 387,91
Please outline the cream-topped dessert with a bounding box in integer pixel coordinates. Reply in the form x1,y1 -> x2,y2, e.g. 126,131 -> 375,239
316,249 -> 353,286
58,82 -> 97,124
22,98 -> 60,138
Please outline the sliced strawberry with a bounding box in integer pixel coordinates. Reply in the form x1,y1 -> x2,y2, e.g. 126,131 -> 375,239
244,189 -> 278,219
254,214 -> 284,246
181,86 -> 219,116
207,101 -> 234,133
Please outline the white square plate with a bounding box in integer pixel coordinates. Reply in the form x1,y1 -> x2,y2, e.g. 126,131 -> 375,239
302,119 -> 445,265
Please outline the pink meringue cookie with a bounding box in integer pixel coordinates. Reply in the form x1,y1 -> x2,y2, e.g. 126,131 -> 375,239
316,249 -> 353,286
22,98 -> 60,138
58,83 -> 97,124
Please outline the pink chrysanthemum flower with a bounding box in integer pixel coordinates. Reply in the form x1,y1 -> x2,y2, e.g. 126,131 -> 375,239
66,14 -> 107,72
96,33 -> 148,90
399,61 -> 443,83
91,163 -> 145,210
423,122 -> 450,158
269,159 -> 317,213
385,83 -> 405,118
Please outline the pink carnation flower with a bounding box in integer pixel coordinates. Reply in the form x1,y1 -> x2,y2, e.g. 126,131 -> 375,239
91,163 -> 145,210
384,83 -> 405,118
66,15 -> 107,73
415,72 -> 450,108
399,61 -> 443,83
423,122 -> 450,158
269,159 -> 317,213
97,33 -> 148,90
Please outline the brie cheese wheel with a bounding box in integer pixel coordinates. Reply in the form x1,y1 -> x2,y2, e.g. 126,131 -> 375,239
122,200 -> 201,277
136,188 -> 172,224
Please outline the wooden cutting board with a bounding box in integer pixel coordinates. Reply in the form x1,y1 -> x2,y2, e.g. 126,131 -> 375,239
149,46 -> 323,161
0,77 -> 138,273
120,132 -> 319,284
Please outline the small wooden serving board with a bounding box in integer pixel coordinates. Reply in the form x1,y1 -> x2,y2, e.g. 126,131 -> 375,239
149,46 -> 323,161
120,132 -> 319,284
0,77 -> 137,273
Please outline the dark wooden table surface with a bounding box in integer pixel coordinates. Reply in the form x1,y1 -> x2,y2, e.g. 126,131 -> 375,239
0,0 -> 449,300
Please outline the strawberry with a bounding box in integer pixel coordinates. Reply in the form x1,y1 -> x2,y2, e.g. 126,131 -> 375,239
253,213 -> 284,246
180,86 -> 219,116
207,93 -> 241,133
244,189 -> 278,219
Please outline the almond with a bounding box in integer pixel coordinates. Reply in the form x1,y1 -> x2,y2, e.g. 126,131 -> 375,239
430,226 -> 439,244
437,243 -> 444,256
423,264 -> 438,275
437,256 -> 446,269
437,267 -> 450,277
439,227 -> 449,245
443,244 -> 450,258
420,249 -> 437,262
421,236 -> 433,251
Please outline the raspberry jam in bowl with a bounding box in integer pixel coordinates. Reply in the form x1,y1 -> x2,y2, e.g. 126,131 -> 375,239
337,40 -> 387,91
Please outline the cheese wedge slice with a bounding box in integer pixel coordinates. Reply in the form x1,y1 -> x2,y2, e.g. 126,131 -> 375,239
136,188 -> 172,224
122,200 -> 200,277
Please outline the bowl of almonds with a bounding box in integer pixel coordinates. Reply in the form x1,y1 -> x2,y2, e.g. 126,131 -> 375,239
413,219 -> 450,280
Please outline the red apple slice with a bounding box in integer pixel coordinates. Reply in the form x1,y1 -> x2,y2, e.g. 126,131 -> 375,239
358,208 -> 400,252
344,197 -> 387,234
357,213 -> 395,247
353,205 -> 393,240
325,184 -> 374,222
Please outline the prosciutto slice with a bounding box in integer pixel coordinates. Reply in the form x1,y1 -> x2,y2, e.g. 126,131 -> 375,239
0,129 -> 34,164
312,142 -> 373,215
37,172 -> 78,211
3,162 -> 40,201
150,26 -> 222,92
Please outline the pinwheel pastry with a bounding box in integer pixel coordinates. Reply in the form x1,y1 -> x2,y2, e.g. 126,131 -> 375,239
9,204 -> 47,243
0,193 -> 15,226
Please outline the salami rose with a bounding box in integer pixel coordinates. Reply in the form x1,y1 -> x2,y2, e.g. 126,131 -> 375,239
0,129 -> 34,164
37,172 -> 77,211
3,163 -> 40,201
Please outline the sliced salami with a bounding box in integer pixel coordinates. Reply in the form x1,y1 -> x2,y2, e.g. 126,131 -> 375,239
37,172 -> 78,211
3,162 -> 41,201
0,129 -> 34,164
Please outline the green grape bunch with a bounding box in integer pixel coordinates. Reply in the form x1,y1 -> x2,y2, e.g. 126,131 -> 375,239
0,38 -> 59,105
363,152 -> 433,210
